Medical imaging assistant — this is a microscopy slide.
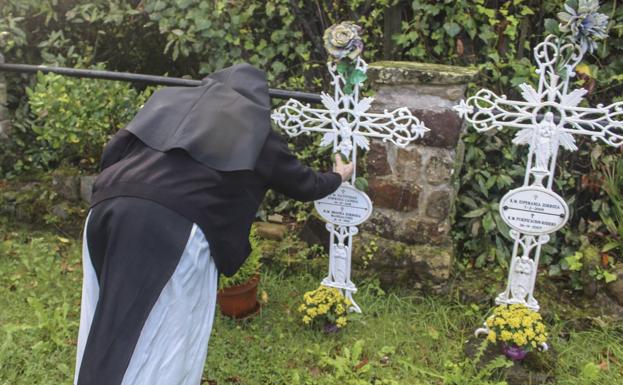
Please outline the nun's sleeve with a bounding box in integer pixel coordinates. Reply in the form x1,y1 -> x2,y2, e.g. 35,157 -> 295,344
100,129 -> 138,170
256,131 -> 342,202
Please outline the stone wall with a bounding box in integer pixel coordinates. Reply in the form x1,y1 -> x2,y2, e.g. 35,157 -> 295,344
0,54 -> 10,140
353,61 -> 478,291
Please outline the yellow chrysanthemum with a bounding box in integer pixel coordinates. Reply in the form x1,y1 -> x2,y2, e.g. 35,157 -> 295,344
500,330 -> 513,341
487,331 -> 497,343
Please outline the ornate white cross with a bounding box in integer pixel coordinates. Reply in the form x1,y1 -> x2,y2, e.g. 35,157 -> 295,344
455,33 -> 623,323
272,56 -> 429,312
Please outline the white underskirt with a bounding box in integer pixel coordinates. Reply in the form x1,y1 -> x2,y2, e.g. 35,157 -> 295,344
74,220 -> 218,385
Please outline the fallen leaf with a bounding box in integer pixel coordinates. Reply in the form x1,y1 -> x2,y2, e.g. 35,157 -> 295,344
354,357 -> 369,370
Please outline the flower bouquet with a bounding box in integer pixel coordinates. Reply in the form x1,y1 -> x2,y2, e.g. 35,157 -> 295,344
298,285 -> 352,333
485,304 -> 548,360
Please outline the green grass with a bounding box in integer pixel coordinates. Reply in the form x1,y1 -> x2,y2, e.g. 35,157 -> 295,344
1,220 -> 622,384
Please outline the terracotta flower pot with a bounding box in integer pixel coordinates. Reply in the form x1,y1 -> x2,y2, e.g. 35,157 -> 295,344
217,274 -> 261,319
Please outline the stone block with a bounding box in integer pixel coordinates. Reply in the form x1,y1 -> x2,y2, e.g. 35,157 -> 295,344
352,231 -> 453,291
254,221 -> 288,241
400,217 -> 452,246
80,175 -> 97,203
368,178 -> 420,212
52,175 -> 80,201
413,109 -> 464,148
424,153 -> 455,185
367,61 -> 479,86
361,208 -> 451,246
360,209 -> 397,240
366,141 -> 391,176
51,203 -> 69,220
0,120 -> 11,140
298,215 -> 330,252
370,85 -> 456,113
425,189 -> 452,220
394,145 -> 422,181
607,264 -> 623,306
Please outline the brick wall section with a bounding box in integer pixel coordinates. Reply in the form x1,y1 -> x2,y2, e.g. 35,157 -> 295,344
353,61 -> 478,291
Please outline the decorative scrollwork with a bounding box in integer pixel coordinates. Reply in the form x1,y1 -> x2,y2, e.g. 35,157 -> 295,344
456,33 -> 622,316
272,57 -> 429,158
272,52 -> 432,314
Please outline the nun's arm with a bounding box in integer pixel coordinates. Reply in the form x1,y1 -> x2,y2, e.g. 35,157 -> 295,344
256,131 -> 342,202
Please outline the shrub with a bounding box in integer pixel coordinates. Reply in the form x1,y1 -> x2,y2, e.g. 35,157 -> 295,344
25,70 -> 152,172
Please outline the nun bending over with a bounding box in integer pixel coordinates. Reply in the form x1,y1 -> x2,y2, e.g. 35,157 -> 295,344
74,63 -> 353,385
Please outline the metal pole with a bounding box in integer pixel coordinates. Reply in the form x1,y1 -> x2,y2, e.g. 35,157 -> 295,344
0,62 -> 323,104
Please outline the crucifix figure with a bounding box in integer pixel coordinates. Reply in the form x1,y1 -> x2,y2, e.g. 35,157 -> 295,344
272,23 -> 429,312
455,32 -> 623,322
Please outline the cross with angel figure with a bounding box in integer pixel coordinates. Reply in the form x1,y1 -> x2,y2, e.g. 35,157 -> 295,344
272,22 -> 429,312
454,2 -> 622,336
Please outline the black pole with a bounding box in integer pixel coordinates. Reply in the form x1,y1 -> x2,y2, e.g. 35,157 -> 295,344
0,62 -> 323,104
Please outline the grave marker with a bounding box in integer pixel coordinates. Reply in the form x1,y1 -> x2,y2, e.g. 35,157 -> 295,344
454,1 -> 621,343
272,22 -> 430,312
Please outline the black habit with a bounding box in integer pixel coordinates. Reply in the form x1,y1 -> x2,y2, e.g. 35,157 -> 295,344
76,63 -> 341,385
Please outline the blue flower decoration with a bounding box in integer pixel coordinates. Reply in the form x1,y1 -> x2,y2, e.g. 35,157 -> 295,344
558,0 -> 609,53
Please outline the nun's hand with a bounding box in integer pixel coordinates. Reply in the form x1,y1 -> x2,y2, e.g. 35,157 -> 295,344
334,154 -> 354,182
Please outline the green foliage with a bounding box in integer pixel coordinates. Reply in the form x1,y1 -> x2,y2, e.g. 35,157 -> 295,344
562,237 -> 617,290
292,340 -> 399,385
218,225 -> 262,289
598,154 -> 623,257
443,340 -> 511,385
0,227 -> 82,384
25,70 -> 152,171
2,221 -> 623,384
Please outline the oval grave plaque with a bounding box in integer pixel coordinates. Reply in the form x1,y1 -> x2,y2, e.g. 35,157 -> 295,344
314,184 -> 373,226
499,186 -> 569,235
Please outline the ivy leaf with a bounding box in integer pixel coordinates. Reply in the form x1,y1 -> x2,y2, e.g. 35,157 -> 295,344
603,270 -> 617,283
544,18 -> 560,35
354,177 -> 368,191
443,22 -> 461,38
565,252 -> 583,271
548,264 -> 562,277
482,212 -> 495,232
336,61 -> 350,76
343,83 -> 353,95
463,207 -> 487,218
349,69 -> 367,85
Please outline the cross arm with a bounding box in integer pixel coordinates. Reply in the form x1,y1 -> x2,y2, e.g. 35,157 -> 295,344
356,107 -> 428,148
271,98 -> 335,137
454,89 -> 535,132
563,101 -> 623,147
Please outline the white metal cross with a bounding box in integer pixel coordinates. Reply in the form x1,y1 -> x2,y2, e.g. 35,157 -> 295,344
455,34 -> 623,317
272,56 -> 429,312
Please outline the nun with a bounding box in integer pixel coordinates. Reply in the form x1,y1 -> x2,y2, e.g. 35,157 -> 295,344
74,63 -> 353,385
